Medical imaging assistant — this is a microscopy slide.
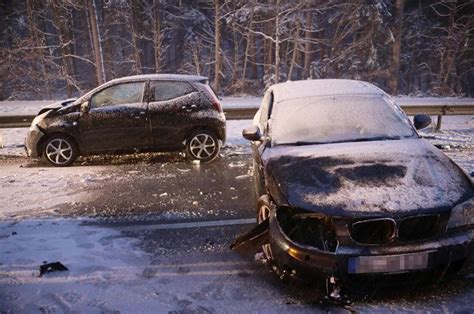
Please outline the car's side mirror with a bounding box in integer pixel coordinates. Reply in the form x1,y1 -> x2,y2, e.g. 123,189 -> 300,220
414,114 -> 432,130
242,125 -> 262,141
81,101 -> 90,113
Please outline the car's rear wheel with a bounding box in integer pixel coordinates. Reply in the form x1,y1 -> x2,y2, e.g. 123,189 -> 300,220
43,134 -> 78,167
258,200 -> 274,261
186,130 -> 220,162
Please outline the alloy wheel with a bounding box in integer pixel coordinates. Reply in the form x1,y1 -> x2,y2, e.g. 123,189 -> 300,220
45,138 -> 73,165
189,133 -> 217,160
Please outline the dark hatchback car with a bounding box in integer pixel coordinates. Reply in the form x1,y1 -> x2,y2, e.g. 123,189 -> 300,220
25,74 -> 226,166
233,79 -> 474,291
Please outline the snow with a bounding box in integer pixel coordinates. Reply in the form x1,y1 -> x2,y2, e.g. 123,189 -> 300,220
109,73 -> 208,84
0,219 -> 149,312
0,165 -> 104,219
0,219 -> 318,312
271,94 -> 415,146
264,138 -> 472,215
269,79 -> 385,103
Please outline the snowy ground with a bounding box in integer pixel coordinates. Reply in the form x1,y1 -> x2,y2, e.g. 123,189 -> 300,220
0,98 -> 473,312
2,219 -> 474,313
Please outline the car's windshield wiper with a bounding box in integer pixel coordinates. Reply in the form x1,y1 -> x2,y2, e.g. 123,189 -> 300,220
278,136 -> 403,147
349,136 -> 402,143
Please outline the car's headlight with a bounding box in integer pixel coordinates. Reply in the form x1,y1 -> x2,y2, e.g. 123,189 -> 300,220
447,198 -> 474,230
30,112 -> 48,130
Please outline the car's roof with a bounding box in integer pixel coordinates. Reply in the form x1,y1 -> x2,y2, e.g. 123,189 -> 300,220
109,74 -> 209,84
268,79 -> 386,103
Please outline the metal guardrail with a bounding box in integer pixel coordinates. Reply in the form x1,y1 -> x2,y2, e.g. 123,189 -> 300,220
0,115 -> 34,128
0,104 -> 473,129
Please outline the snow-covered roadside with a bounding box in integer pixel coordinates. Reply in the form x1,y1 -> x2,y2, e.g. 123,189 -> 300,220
0,219 -> 151,312
2,219 -> 474,313
0,165 -> 105,219
0,219 -> 308,313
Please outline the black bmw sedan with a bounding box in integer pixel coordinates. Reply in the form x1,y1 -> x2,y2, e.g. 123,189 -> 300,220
25,74 -> 226,166
234,79 -> 473,291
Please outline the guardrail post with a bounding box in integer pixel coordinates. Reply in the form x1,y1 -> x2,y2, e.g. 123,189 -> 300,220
435,115 -> 442,131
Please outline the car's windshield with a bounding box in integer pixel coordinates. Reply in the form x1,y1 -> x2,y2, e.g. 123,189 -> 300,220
271,95 -> 416,146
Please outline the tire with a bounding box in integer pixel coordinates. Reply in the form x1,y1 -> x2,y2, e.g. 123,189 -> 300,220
42,134 -> 78,167
257,196 -> 274,261
185,130 -> 220,162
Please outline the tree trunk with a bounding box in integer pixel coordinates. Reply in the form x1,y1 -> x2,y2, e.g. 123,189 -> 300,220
302,8 -> 312,79
101,1 -> 113,80
241,0 -> 256,83
51,0 -> 76,96
130,0 -> 142,74
263,18 -> 273,77
288,22 -> 300,80
388,0 -> 404,95
213,0 -> 222,93
153,0 -> 162,73
26,0 -> 52,98
441,0 -> 457,95
85,0 -> 105,85
274,0 -> 280,83
249,27 -> 258,79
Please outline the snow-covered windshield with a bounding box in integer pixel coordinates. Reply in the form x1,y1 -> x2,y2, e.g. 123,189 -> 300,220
271,95 -> 416,146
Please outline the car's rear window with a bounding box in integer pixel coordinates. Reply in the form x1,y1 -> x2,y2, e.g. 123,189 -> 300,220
151,81 -> 195,101
271,95 -> 416,146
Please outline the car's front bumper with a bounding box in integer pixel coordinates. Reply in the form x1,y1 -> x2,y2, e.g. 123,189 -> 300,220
268,210 -> 474,283
25,125 -> 45,158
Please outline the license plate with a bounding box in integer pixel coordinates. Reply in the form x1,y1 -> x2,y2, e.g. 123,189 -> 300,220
348,251 -> 432,274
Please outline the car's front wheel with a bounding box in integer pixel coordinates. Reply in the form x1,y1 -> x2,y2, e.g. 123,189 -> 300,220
43,134 -> 78,167
186,130 -> 220,162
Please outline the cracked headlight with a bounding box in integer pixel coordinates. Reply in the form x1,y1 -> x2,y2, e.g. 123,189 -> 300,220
447,198 -> 474,230
29,111 -> 48,130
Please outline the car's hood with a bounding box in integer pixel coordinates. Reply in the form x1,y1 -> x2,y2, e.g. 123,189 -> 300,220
263,139 -> 473,217
38,98 -> 77,114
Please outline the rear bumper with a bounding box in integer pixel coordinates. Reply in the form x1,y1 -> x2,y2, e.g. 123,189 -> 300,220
269,210 -> 474,282
25,125 -> 44,158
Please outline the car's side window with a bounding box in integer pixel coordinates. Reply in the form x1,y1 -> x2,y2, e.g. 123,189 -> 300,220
151,81 -> 195,102
91,82 -> 144,109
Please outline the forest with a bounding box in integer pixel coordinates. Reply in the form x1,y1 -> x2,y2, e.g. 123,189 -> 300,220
0,0 -> 473,100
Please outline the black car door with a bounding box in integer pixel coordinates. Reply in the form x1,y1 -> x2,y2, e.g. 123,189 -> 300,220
147,80 -> 200,148
80,81 -> 150,153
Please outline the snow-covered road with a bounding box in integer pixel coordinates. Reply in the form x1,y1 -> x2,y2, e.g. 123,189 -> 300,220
2,218 -> 474,313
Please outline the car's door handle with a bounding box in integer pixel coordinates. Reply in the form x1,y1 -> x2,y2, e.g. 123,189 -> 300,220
181,104 -> 197,112
132,112 -> 146,119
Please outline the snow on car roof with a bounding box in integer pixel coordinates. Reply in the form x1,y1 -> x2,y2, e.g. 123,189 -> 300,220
269,79 -> 386,103
109,74 -> 209,84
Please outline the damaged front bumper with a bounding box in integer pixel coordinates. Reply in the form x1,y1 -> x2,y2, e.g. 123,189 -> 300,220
25,125 -> 45,158
268,209 -> 474,283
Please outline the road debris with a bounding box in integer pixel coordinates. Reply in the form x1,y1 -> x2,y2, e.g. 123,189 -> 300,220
39,261 -> 69,277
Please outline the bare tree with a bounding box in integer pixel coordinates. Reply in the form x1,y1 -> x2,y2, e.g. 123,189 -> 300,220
85,0 -> 105,85
213,0 -> 222,92
388,0 -> 404,95
50,0 -> 76,96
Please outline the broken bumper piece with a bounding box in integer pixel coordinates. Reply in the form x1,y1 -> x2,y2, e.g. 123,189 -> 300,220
268,210 -> 474,282
25,125 -> 44,158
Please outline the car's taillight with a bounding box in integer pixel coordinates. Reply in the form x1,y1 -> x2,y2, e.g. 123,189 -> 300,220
202,84 -> 222,113
212,99 -> 223,113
